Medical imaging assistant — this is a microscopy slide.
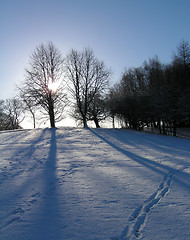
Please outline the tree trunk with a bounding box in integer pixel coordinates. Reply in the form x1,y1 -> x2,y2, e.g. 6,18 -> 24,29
50,111 -> 55,128
94,117 -> 100,128
158,120 -> 162,134
151,122 -> 154,132
173,118 -> 177,136
49,97 -> 55,128
112,114 -> 115,128
162,119 -> 166,135
82,115 -> 88,128
31,111 -> 36,129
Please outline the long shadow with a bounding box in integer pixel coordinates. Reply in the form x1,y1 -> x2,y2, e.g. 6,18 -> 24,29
102,128 -> 190,172
31,128 -> 64,240
0,128 -> 62,238
89,129 -> 190,191
97,128 -> 190,159
0,129 -> 32,145
11,128 -> 66,240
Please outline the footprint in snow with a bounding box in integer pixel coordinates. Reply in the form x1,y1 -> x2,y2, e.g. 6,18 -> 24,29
113,168 -> 184,240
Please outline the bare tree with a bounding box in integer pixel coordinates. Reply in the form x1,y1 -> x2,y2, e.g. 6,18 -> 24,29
0,100 -> 9,130
173,40 -> 190,65
87,93 -> 109,128
4,98 -> 24,129
19,91 -> 37,128
65,48 -> 111,127
20,42 -> 67,128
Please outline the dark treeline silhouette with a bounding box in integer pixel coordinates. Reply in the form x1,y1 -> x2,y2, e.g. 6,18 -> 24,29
1,40 -> 189,134
106,40 -> 190,136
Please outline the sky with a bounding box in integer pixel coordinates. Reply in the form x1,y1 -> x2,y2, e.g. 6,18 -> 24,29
1,0 -> 190,102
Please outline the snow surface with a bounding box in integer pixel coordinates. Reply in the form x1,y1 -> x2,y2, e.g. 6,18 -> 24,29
0,127 -> 190,240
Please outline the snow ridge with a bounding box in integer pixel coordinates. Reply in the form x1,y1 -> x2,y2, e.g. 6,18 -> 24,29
114,168 -> 184,240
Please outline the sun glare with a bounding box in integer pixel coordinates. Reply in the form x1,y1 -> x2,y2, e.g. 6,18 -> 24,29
48,81 -> 58,92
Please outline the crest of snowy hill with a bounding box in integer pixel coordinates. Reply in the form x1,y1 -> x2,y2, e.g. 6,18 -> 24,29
1,127 -> 190,240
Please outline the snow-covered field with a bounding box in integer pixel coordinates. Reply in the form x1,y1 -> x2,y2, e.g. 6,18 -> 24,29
0,127 -> 190,240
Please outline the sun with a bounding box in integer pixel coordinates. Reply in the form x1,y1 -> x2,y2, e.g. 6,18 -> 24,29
48,80 -> 58,93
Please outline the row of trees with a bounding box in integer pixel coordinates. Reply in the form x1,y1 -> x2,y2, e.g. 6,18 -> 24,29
1,42 -> 111,130
108,40 -> 190,135
1,40 -> 190,136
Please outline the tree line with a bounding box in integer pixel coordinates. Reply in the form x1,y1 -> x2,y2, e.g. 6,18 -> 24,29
1,40 -> 190,135
108,40 -> 190,136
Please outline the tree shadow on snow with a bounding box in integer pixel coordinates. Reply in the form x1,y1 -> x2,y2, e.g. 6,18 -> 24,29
89,128 -> 190,192
28,128 -> 65,240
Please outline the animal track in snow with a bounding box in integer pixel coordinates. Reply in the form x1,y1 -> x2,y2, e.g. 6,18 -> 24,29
10,207 -> 25,215
114,168 -> 184,240
0,191 -> 41,230
0,216 -> 21,230
0,207 -> 25,230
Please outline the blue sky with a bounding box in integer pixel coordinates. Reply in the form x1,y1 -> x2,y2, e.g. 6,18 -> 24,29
1,0 -> 190,100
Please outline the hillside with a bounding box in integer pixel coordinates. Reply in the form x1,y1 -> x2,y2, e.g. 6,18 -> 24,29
0,127 -> 190,240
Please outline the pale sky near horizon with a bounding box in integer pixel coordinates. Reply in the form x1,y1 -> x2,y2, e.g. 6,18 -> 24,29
1,0 -> 190,102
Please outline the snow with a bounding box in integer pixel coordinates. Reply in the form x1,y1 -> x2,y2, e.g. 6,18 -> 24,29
0,127 -> 190,240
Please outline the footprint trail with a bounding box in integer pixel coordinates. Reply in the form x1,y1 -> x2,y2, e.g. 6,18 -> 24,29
114,168 -> 184,240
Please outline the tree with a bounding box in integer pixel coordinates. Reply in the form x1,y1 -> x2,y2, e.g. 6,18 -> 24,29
19,91 -> 37,128
166,41 -> 190,132
20,42 -> 67,128
87,93 -> 108,128
106,87 -> 118,128
143,56 -> 166,133
111,67 -> 149,130
65,48 -> 110,128
3,98 -> 24,130
0,100 -> 8,130
173,40 -> 190,65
